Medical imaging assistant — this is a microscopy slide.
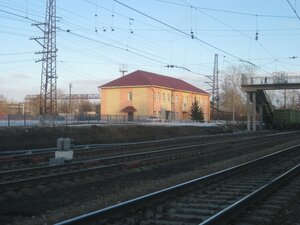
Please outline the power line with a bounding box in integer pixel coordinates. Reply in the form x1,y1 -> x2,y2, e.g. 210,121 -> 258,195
0,8 -> 37,22
84,0 -> 176,34
153,0 -> 297,18
0,51 -> 34,56
188,5 -> 295,73
1,0 -> 180,65
82,0 -> 185,58
113,0 -> 274,75
0,7 -> 168,64
60,28 -> 167,65
0,59 -> 34,64
0,7 -> 204,76
0,3 -> 43,21
2,0 -> 297,78
286,0 -> 300,22
61,29 -> 210,75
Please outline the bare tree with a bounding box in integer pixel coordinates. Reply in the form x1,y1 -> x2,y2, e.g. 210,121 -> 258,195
0,95 -> 8,113
57,89 -> 69,113
285,89 -> 300,109
220,64 -> 256,120
79,101 -> 93,114
25,95 -> 40,115
268,89 -> 300,109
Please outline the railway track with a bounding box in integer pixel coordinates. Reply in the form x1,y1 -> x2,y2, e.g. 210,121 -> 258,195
0,131 -> 280,171
230,168 -> 300,225
0,131 -> 298,200
55,144 -> 300,225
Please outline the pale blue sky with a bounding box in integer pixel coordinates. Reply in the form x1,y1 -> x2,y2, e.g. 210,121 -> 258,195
1,0 -> 300,101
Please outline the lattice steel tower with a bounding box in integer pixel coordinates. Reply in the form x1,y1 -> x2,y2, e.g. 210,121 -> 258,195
206,54 -> 219,119
31,0 -> 57,125
211,53 -> 219,111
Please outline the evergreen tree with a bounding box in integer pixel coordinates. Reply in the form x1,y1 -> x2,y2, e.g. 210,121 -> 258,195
190,100 -> 204,122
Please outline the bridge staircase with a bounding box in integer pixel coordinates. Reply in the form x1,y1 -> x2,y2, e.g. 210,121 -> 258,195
241,73 -> 300,130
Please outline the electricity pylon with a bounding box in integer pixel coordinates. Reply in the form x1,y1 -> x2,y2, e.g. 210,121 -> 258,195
31,0 -> 57,126
205,54 -> 219,119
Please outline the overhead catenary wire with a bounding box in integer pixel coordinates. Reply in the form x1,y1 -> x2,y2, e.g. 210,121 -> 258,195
113,0 -> 275,75
167,1 -> 298,73
30,0 -> 191,66
82,0 -> 194,62
286,0 -> 300,22
0,5 -> 204,77
1,0 -> 299,82
82,0 -> 300,71
152,0 -> 297,19
0,4 -> 198,75
113,0 -> 239,59
0,51 -> 34,56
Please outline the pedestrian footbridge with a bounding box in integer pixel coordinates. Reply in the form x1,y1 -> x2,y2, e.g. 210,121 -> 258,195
241,73 -> 300,131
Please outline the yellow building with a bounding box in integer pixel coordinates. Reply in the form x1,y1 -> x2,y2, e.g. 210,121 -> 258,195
99,70 -> 210,121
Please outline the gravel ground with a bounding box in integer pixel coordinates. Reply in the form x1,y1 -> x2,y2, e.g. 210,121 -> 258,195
5,137 -> 299,225
271,176 -> 300,225
0,125 -> 230,151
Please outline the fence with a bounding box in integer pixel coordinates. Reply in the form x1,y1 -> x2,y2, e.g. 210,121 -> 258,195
0,112 -> 247,128
210,109 -> 246,123
0,114 -> 155,127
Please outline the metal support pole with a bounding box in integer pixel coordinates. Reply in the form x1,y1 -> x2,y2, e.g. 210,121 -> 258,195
247,93 -> 251,131
69,83 -> 72,114
24,113 -> 26,127
259,104 -> 263,130
252,92 -> 256,131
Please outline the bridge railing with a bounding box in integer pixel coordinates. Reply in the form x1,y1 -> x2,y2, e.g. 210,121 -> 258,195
241,75 -> 300,86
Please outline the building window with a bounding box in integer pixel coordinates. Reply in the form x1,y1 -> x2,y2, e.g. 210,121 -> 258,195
163,93 -> 166,102
128,92 -> 133,101
168,94 -> 170,102
175,95 -> 178,103
185,96 -> 189,106
158,93 -> 160,101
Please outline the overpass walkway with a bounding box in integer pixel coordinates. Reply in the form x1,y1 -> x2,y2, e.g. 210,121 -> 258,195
241,73 -> 300,131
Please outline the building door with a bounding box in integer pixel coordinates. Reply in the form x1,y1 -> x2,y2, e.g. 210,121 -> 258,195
128,112 -> 133,121
166,111 -> 170,121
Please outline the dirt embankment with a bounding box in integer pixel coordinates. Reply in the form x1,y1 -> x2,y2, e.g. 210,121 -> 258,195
0,124 -> 235,151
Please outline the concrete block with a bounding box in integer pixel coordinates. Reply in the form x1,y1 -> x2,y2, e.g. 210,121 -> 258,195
55,150 -> 73,160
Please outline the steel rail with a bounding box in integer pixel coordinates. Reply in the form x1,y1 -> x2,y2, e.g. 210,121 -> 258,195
0,132 -> 239,166
199,164 -> 300,225
0,133 -> 285,184
0,164 -> 124,189
0,131 -> 296,170
0,133 -> 225,156
1,130 -> 281,156
54,144 -> 300,225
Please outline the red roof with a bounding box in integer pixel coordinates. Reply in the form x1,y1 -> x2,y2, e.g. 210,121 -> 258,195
100,70 -> 208,95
